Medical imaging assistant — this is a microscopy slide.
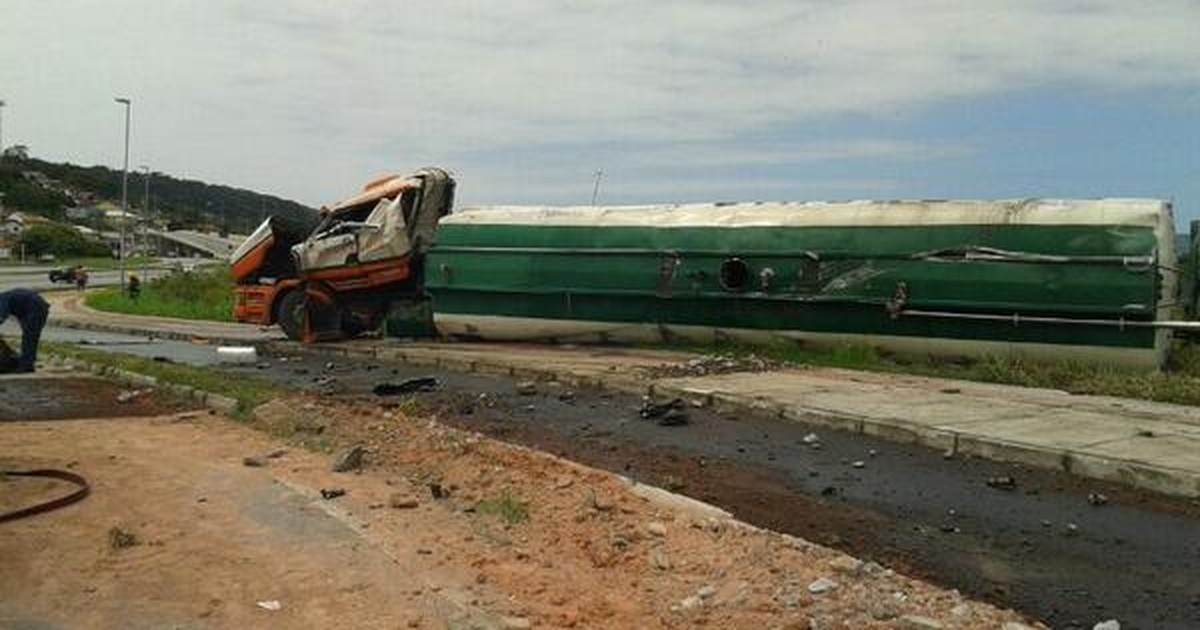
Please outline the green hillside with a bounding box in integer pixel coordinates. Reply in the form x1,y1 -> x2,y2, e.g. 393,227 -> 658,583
0,151 -> 318,233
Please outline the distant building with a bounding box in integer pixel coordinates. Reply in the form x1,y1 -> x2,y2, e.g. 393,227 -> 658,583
1,213 -> 26,237
66,206 -> 105,221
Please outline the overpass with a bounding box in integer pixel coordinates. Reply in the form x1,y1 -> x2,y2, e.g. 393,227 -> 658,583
145,229 -> 243,259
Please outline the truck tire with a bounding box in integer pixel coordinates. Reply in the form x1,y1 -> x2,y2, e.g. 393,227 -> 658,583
276,290 -> 306,341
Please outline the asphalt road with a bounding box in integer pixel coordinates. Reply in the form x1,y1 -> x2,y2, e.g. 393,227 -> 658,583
0,258 -> 211,292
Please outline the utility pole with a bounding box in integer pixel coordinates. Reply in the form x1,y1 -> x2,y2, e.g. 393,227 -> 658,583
115,97 -> 131,291
591,169 -> 604,206
140,164 -> 150,278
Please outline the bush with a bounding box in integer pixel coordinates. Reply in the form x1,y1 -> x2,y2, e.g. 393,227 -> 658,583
87,266 -> 235,322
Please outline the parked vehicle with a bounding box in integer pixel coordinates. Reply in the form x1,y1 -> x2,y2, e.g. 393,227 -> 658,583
48,266 -> 80,284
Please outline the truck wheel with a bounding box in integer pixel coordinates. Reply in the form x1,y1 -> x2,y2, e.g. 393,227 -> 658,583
276,290 -> 306,341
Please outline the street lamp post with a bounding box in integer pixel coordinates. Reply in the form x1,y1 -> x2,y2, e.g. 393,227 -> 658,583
115,97 -> 131,291
140,164 -> 151,278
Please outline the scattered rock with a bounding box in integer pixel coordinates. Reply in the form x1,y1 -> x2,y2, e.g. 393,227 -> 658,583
827,556 -> 863,575
646,521 -> 668,537
940,387 -> 961,394
590,491 -> 615,511
649,547 -> 672,570
851,460 -> 866,469
554,476 -> 574,489
266,449 -> 288,459
331,445 -> 365,472
696,585 -> 717,600
807,577 -> 838,594
499,615 -> 532,629
898,615 -> 945,630
389,493 -> 420,509
1002,623 -> 1039,630
1087,491 -> 1109,506
801,433 -> 820,445
256,599 -> 282,611
515,381 -> 538,395
1092,621 -> 1121,630
678,594 -> 704,612
320,488 -> 346,500
429,482 -> 451,499
242,456 -> 267,467
1064,522 -> 1080,537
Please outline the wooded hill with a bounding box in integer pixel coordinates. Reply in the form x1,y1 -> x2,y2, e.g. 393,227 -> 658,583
0,152 -> 318,234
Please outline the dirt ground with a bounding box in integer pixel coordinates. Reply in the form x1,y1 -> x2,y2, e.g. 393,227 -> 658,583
0,377 -> 1041,629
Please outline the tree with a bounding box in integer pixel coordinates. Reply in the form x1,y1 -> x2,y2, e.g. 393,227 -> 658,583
18,223 -> 111,258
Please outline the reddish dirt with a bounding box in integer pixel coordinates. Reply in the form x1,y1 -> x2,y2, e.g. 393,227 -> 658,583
0,376 -> 186,421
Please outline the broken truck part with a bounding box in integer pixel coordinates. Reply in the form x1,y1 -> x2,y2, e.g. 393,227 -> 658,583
231,168 -> 455,341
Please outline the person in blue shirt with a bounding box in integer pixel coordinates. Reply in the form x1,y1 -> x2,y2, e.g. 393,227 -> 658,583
0,288 -> 50,373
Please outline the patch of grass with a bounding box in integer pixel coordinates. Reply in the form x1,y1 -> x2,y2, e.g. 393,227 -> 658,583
86,266 -> 235,322
46,342 -> 284,417
476,488 -> 529,525
670,338 -> 1200,407
107,526 -> 139,549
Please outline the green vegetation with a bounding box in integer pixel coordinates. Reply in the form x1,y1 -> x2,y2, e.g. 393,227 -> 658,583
87,267 -> 235,322
17,223 -> 110,258
680,339 -> 1200,407
475,488 -> 530,525
45,342 -> 284,417
1,153 -> 317,233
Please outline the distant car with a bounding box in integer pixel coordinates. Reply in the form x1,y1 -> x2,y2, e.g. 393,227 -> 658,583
48,266 -> 79,283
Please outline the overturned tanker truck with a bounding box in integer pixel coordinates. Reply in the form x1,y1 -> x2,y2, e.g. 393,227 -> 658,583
232,178 -> 1200,368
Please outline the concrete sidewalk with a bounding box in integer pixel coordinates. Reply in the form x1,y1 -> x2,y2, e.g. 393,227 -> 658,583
318,339 -> 1200,499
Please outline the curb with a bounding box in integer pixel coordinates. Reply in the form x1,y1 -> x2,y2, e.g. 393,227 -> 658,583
46,354 -> 241,416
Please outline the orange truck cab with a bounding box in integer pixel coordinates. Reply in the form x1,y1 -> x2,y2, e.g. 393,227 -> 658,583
230,168 -> 455,341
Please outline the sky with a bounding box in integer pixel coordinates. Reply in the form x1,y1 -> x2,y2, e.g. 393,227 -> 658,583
1,1 -> 1198,224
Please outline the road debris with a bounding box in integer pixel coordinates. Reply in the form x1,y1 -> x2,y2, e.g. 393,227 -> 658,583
389,493 -> 420,509
320,488 -> 346,500
986,475 -> 1018,491
651,353 -> 781,378
373,377 -> 440,396
1088,491 -> 1109,506
242,456 -> 268,467
515,380 -> 538,395
1092,620 -> 1120,630
331,445 -> 365,472
255,600 -> 282,611
639,397 -> 689,426
116,388 -> 151,404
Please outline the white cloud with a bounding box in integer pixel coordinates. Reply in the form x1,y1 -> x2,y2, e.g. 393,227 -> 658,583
1,0 -> 1197,205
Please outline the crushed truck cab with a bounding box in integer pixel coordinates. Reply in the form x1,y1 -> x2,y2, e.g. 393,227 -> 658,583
230,167 -> 454,341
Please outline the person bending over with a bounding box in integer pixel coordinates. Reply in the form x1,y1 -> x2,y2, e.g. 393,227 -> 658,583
0,288 -> 51,373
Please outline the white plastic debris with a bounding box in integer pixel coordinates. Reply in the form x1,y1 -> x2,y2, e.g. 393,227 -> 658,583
256,600 -> 282,611
217,346 -> 258,364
